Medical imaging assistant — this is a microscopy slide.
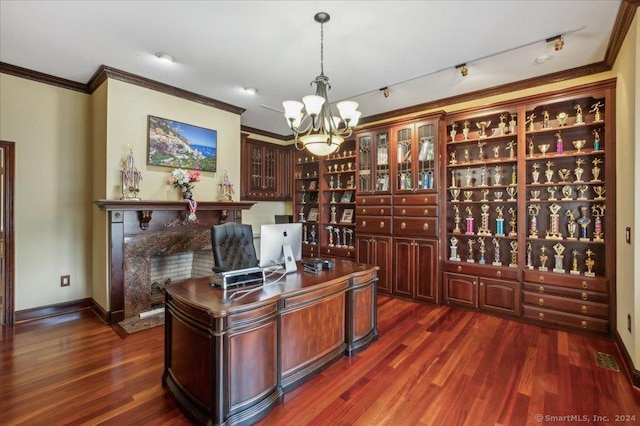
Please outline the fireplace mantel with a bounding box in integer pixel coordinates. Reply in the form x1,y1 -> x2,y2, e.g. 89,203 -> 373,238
94,199 -> 256,323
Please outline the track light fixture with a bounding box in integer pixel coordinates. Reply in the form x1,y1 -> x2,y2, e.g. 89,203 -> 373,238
546,35 -> 564,51
380,87 -> 390,98
456,63 -> 468,77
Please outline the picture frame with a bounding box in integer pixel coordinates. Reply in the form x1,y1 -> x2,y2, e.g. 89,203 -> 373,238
340,208 -> 354,223
147,115 -> 217,172
307,207 -> 319,222
308,180 -> 317,191
340,190 -> 353,203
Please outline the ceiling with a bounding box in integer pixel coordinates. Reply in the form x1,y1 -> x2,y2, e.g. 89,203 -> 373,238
0,1 -> 624,137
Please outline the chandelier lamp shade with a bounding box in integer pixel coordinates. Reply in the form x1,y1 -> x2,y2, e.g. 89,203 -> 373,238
283,12 -> 361,156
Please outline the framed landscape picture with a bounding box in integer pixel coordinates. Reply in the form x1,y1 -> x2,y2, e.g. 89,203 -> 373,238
340,208 -> 354,223
147,115 -> 217,172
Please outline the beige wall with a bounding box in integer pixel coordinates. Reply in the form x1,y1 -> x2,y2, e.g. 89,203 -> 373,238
0,74 -> 92,310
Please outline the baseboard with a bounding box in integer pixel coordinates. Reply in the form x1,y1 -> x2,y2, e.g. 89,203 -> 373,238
15,298 -> 93,323
91,299 -> 110,323
615,330 -> 640,388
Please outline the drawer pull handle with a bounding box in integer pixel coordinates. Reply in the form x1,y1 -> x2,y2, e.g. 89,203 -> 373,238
362,208 -> 367,214
538,298 -> 544,306
380,198 -> 385,204
424,209 -> 429,216
363,199 -> 367,204
379,221 -> 385,228
423,223 -> 429,231
539,313 -> 544,320
581,292 -> 587,301
480,282 -> 484,286
582,321 -> 588,329
362,220 -> 367,227
424,198 -> 429,203
457,265 -> 462,272
496,271 -> 502,278
581,305 -> 587,314
327,249 -> 331,254
402,209 -> 406,215
347,251 -> 351,256
539,276 -> 545,283
582,281 -> 588,289
401,222 -> 407,229
380,209 -> 385,214
539,286 -> 545,294
402,198 -> 406,204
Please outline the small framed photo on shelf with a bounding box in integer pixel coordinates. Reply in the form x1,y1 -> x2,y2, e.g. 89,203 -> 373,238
340,190 -> 353,203
308,180 -> 317,191
307,207 -> 319,222
340,208 -> 354,223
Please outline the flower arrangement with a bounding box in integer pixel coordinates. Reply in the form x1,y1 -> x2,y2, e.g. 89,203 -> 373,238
167,168 -> 201,195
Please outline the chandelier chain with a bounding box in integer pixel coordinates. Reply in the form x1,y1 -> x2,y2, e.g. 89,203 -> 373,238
320,21 -> 324,76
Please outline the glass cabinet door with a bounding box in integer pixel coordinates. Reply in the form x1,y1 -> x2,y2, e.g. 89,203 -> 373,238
417,122 -> 436,190
357,133 -> 372,193
250,145 -> 264,191
393,120 -> 438,193
395,125 -> 413,191
263,146 -> 277,191
356,129 -> 391,194
374,131 -> 390,193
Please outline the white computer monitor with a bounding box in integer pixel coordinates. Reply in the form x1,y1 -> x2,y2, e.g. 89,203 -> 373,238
259,223 -> 302,273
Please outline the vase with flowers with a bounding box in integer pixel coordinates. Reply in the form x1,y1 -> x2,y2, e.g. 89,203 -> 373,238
167,168 -> 201,200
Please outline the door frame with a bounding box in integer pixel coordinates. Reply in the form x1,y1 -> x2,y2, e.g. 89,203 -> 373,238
1,141 -> 15,325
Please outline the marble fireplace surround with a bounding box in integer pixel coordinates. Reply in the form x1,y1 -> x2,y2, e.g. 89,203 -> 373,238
95,200 -> 255,323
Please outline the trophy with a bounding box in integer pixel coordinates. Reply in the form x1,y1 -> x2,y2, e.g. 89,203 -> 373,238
450,188 -> 461,202
590,101 -> 604,122
527,113 -> 536,132
493,166 -> 503,186
591,158 -> 603,182
574,104 -> 584,125
497,114 -> 507,135
478,237 -> 486,264
529,204 -> 541,238
566,209 -> 578,240
453,205 -> 462,234
478,204 -> 491,236
347,162 -> 353,171
465,168 -> 473,187
574,158 -> 585,182
554,132 -> 564,154
449,236 -> 461,261
345,228 -> 354,248
120,145 -> 142,200
577,206 -> 591,241
462,120 -> 470,140
506,186 -> 517,201
530,189 -> 541,201
465,206 -> 475,235
450,122 -> 458,141
561,185 -> 573,200
547,186 -> 558,201
511,164 -> 517,186
591,204 -> 605,242
310,225 -> 317,244
479,165 -> 488,187
347,175 -> 355,188
464,190 -> 474,202
506,141 -> 516,160
463,147 -> 470,163
326,225 -> 334,246
493,146 -> 500,159
509,240 -> 518,268
495,206 -> 505,236
556,112 -> 569,127
528,137 -> 535,158
577,185 -> 588,200
545,161 -> 555,183
538,144 -> 550,156
449,151 -> 457,165
508,207 -> 517,237
303,225 -> 308,243
450,169 -> 458,188
480,189 -> 489,202
476,121 -> 491,139
477,141 -> 487,161
493,191 -> 503,201
467,239 -> 476,263
584,249 -> 596,277
558,168 -> 571,183
492,238 -> 502,266
570,250 -> 580,275
334,227 -> 341,246
299,207 -> 306,222
330,206 -> 337,223
329,175 -> 335,189
526,242 -> 533,270
301,192 -> 307,204
592,129 -> 602,151
552,243 -> 566,273
531,163 -> 541,184
509,113 -> 517,135
336,174 -> 342,189
546,203 -> 563,239
542,110 -> 550,129
572,139 -> 586,153
539,246 -> 549,271
594,185 -> 606,200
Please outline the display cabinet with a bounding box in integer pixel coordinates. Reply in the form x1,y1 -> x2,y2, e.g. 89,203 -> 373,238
240,136 -> 293,201
294,153 -> 320,258
391,120 -> 438,193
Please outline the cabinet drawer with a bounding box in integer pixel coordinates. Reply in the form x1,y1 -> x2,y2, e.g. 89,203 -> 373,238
303,244 -> 319,258
444,262 -> 520,281
357,195 -> 392,206
522,291 -> 608,319
321,246 -> 355,259
356,216 -> 392,235
395,194 -> 438,206
356,206 -> 392,216
523,305 -> 609,334
522,271 -> 608,293
393,217 -> 437,236
393,206 -> 438,217
522,282 -> 609,304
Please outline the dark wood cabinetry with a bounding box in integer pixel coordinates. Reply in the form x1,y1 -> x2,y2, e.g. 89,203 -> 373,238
240,136 -> 292,201
394,237 -> 438,302
356,234 -> 393,294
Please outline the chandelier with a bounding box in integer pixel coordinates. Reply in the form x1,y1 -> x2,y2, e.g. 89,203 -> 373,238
282,12 -> 361,157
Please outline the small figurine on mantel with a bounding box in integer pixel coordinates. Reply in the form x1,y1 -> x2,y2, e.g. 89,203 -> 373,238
121,144 -> 142,200
218,170 -> 235,201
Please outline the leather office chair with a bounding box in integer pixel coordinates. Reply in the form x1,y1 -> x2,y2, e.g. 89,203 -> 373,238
210,222 -> 258,272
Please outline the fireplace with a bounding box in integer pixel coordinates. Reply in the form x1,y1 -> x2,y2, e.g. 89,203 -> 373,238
94,200 -> 255,323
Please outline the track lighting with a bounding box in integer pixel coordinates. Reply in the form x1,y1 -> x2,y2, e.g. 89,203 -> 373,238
456,63 -> 468,77
546,35 -> 564,51
380,87 -> 390,98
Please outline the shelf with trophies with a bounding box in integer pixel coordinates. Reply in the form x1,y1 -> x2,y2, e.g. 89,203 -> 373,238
441,79 -> 616,333
294,153 -> 320,258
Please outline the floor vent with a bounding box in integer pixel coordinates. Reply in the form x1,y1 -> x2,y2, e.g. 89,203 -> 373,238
595,351 -> 620,372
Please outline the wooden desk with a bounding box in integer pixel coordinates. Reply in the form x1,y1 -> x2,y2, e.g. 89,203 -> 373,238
162,259 -> 379,426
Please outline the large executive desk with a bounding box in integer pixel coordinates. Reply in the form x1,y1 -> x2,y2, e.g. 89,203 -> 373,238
162,259 -> 379,426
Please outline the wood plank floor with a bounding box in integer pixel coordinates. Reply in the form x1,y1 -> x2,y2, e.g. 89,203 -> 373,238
1,296 -> 639,425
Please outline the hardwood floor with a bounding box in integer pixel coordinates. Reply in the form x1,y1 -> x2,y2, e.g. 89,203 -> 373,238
1,296 -> 639,425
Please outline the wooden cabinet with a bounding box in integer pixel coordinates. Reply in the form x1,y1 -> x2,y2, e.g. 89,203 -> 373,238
356,234 -> 392,294
356,128 -> 391,195
443,272 -> 477,308
240,136 -> 292,201
479,277 -> 520,316
391,119 -> 439,193
394,238 -> 438,303
293,154 -> 320,258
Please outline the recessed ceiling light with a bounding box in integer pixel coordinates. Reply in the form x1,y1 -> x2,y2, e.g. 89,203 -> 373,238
244,87 -> 258,95
155,52 -> 174,63
535,54 -> 552,64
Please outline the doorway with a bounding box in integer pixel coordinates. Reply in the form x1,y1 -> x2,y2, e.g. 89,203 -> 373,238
0,141 -> 15,326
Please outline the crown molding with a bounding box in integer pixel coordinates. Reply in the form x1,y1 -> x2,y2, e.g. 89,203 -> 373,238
604,0 -> 640,67
0,62 -> 89,93
240,125 -> 291,141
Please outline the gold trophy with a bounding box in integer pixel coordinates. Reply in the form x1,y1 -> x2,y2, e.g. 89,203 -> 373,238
508,113 -> 517,134
453,205 -> 462,234
542,110 -> 550,129
476,121 -> 491,139
574,104 -> 584,125
509,241 -> 518,268
566,209 -> 578,240
464,190 -> 473,202
572,139 -> 586,153
530,190 -> 541,201
561,185 -> 573,200
593,185 -> 606,200
450,188 -> 461,202
531,163 -> 541,184
574,158 -> 585,182
590,101 -> 604,122
584,249 -> 596,277
449,236 -> 461,261
480,189 -> 489,202
529,204 -> 541,238
526,113 -> 536,132
508,207 -> 517,237
493,166 -> 502,186
493,191 -> 503,201
477,141 -> 487,161
577,185 -> 588,200
497,114 -> 507,136
591,204 -> 605,242
506,186 -> 517,201
557,168 -> 571,183
538,143 -> 550,156
450,122 -> 458,141
449,150 -> 457,165
546,203 -> 563,239
591,158 -> 603,182
556,112 -> 569,127
462,120 -> 470,140
506,141 -> 516,160
528,137 -> 535,158
570,250 -> 581,275
552,242 -> 566,273
539,245 -> 549,271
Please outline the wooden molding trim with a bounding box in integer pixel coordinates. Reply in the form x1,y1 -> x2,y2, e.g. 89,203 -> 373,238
15,298 -> 93,323
91,299 -> 110,324
615,330 -> 640,388
241,125 -> 291,141
604,0 -> 640,67
0,141 -> 15,326
87,65 -> 245,115
0,62 -> 89,93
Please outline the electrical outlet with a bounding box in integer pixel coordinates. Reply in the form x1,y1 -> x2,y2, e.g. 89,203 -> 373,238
61,275 -> 70,287
628,314 -> 632,333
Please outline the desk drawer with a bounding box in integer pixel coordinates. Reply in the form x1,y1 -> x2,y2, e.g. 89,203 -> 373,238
356,216 -> 392,234
523,305 -> 609,334
393,206 -> 438,217
522,291 -> 608,319
523,271 -> 608,292
395,194 -> 438,205
522,282 -> 609,304
356,206 -> 392,216
393,217 -> 437,237
357,195 -> 392,206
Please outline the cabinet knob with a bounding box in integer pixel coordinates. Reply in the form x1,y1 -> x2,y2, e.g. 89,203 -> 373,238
538,298 -> 544,306
380,198 -> 385,204
362,199 -> 367,204
496,271 -> 501,277
362,220 -> 367,227
581,292 -> 587,301
380,208 -> 385,215
581,321 -> 588,329
539,276 -> 545,283
401,222 -> 406,229
539,286 -> 545,293
480,282 -> 484,286
423,223 -> 429,231
582,281 -> 588,289
362,208 -> 367,214
424,197 -> 429,203
581,305 -> 588,314
401,209 -> 406,215
379,221 -> 385,228
539,313 -> 545,320
423,209 -> 429,216
347,251 -> 351,256
457,265 -> 462,272
327,249 -> 331,254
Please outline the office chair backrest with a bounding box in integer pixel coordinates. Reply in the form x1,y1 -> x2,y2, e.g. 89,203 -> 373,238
210,222 -> 258,272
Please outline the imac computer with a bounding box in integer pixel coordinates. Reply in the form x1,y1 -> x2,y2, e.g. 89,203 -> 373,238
259,223 -> 302,274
